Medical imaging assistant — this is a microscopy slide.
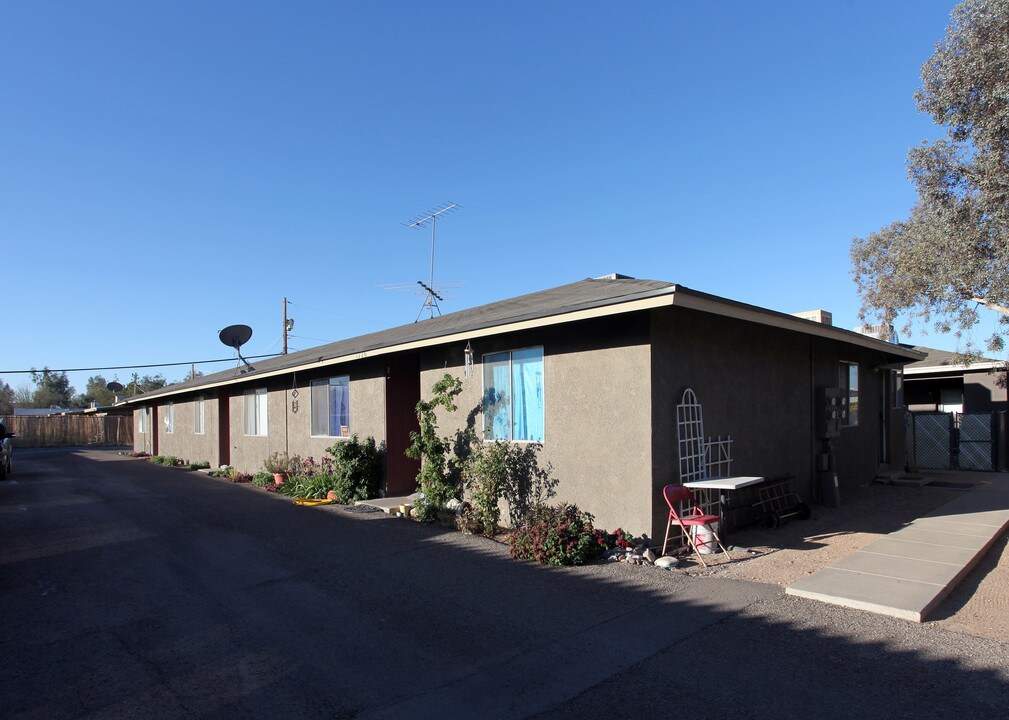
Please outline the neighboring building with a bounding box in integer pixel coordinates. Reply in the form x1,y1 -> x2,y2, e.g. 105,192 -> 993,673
14,407 -> 74,417
902,346 -> 1008,414
123,275 -> 921,539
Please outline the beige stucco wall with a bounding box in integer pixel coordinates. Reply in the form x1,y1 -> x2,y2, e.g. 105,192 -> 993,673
419,314 -> 655,537
133,407 -> 153,455
223,359 -> 388,475
152,395 -> 219,464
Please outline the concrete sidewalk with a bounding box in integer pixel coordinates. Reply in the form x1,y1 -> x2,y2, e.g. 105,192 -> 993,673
787,474 -> 1009,622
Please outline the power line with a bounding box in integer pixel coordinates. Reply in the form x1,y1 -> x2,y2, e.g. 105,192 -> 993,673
0,353 -> 283,375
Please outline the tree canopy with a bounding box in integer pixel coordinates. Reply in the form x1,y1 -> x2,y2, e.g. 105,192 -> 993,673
851,0 -> 1009,356
29,369 -> 77,409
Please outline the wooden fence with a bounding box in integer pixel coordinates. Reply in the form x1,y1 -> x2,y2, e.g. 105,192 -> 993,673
1,415 -> 134,448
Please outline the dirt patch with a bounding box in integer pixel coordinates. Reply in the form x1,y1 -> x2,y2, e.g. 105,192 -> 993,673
688,471 -> 1008,643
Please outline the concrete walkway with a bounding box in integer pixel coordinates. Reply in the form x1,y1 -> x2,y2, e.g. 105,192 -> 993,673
787,475 -> 1009,622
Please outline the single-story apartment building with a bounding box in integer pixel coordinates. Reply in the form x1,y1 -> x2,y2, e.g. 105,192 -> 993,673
902,346 -> 1008,415
124,275 -> 922,539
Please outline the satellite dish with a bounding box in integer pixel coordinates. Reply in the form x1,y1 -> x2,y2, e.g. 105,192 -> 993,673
106,381 -> 124,392
218,324 -> 255,372
219,324 -> 253,349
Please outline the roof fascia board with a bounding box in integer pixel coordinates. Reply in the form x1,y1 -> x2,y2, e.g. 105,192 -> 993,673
125,291 -> 680,404
668,289 -> 924,360
903,361 -> 1004,376
127,284 -> 923,405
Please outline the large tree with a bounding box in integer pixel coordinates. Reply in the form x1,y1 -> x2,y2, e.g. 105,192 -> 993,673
30,368 -> 78,408
74,375 -> 118,408
0,381 -> 14,415
851,0 -> 1009,356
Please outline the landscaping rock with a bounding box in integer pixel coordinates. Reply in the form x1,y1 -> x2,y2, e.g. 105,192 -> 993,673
643,548 -> 657,564
654,556 -> 680,568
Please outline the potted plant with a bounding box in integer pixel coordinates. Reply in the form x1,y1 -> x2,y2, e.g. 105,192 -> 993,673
263,451 -> 300,485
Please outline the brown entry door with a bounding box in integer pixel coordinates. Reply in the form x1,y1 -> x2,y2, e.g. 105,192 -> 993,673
385,355 -> 421,496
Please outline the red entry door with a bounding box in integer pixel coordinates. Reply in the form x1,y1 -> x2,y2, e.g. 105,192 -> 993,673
385,355 -> 421,496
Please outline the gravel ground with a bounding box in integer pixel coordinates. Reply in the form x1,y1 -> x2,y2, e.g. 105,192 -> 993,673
692,470 -> 1009,642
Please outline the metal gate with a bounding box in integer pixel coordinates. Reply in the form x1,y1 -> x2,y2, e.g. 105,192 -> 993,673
911,411 -> 996,471
912,412 -> 954,470
958,412 -> 994,471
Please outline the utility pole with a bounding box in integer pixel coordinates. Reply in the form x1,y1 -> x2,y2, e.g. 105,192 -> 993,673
282,297 -> 294,355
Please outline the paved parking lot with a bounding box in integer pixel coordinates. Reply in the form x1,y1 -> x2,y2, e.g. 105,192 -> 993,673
2,448 -> 1007,719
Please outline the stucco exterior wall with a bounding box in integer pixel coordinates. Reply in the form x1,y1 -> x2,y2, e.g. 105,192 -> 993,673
965,370 -> 1008,413
283,362 -> 387,464
133,408 -> 153,455
152,395 -> 219,465
649,307 -> 895,539
224,360 -> 389,474
419,314 -> 654,536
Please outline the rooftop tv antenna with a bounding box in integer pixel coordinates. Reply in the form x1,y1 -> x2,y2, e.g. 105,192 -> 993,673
406,201 -> 459,321
219,324 -> 255,372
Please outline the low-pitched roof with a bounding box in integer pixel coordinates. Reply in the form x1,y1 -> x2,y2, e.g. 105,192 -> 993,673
125,276 -> 923,403
902,345 -> 1005,375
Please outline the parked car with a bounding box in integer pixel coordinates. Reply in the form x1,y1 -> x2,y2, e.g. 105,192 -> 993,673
0,422 -> 14,479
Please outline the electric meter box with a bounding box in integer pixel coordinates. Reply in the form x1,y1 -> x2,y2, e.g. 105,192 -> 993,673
818,387 -> 846,439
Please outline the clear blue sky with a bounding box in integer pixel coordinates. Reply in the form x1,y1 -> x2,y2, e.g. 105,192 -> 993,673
2,1 -> 975,399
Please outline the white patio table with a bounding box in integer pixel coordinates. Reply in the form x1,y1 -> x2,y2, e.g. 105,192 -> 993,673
683,476 -> 765,536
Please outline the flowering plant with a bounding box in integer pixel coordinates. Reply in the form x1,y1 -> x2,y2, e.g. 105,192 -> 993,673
507,503 -> 615,566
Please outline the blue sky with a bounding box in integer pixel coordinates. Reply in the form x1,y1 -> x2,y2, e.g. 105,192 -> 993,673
1,1 -> 976,399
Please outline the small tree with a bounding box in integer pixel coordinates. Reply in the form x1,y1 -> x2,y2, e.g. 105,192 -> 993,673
406,374 -> 463,521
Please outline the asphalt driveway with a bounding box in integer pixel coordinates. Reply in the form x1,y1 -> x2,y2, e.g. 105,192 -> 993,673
1,449 -> 1006,719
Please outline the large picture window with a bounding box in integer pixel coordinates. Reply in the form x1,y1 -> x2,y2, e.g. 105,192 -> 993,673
311,376 -> 350,437
244,388 -> 268,436
840,362 -> 859,426
483,347 -> 544,442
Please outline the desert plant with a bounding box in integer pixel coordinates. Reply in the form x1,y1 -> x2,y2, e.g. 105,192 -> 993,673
406,374 -> 463,522
507,503 -> 614,566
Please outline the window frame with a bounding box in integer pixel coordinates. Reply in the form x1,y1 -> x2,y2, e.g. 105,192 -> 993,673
164,402 -> 174,434
482,346 -> 545,443
138,409 -> 147,434
839,361 -> 859,427
244,388 -> 269,437
194,396 -> 205,435
310,375 -> 351,438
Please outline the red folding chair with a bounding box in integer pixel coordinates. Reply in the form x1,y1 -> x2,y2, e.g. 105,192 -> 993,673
661,484 -> 731,568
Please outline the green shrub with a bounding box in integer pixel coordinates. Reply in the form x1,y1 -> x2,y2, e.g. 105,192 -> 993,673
251,472 -> 274,488
151,455 -> 180,467
460,440 -> 510,536
327,435 -> 383,504
188,461 -> 211,471
275,472 -> 334,499
273,437 -> 382,502
507,503 -> 614,566
406,374 -> 463,521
